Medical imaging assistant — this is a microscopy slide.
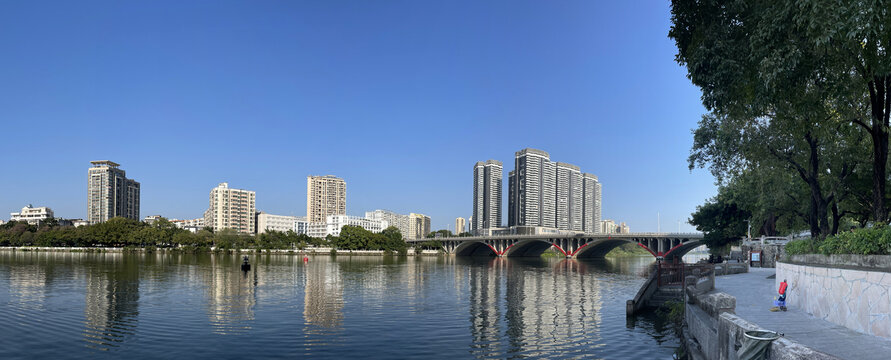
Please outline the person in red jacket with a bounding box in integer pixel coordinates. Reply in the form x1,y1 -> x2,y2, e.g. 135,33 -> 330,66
778,279 -> 788,311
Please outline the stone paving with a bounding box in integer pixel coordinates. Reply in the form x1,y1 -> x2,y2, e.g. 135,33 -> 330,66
715,267 -> 891,360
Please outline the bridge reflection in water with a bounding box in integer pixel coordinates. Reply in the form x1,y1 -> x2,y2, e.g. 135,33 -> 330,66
410,233 -> 703,260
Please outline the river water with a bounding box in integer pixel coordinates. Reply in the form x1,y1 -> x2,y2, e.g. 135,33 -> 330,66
0,252 -> 678,359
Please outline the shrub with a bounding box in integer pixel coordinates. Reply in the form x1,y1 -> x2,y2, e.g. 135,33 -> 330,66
785,239 -> 819,255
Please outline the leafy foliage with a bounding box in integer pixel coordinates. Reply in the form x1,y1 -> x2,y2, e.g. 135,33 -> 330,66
671,0 -> 891,240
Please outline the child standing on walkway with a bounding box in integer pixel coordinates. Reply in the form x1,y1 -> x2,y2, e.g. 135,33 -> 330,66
777,279 -> 788,311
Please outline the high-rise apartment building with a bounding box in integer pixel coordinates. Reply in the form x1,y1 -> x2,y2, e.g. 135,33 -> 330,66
455,217 -> 466,234
508,148 -> 555,228
472,160 -> 502,233
307,175 -> 346,223
508,148 -> 602,233
556,162 -> 583,232
582,174 -> 602,233
87,160 -> 140,224
205,183 -> 256,234
408,213 -> 431,239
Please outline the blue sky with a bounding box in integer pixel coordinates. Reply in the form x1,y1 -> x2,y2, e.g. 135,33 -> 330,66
0,1 -> 714,232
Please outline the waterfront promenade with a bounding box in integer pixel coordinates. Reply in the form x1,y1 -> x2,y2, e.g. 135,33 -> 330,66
715,267 -> 891,360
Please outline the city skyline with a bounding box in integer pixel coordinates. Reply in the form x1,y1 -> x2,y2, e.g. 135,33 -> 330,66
0,1 -> 714,232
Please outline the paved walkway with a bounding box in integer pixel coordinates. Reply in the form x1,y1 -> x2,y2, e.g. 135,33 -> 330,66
715,267 -> 891,360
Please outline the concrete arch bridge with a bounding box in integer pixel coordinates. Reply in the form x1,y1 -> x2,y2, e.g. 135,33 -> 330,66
408,233 -> 703,260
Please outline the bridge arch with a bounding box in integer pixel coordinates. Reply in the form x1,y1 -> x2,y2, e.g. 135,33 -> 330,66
454,241 -> 498,257
502,239 -> 561,257
573,239 -> 636,259
663,240 -> 703,260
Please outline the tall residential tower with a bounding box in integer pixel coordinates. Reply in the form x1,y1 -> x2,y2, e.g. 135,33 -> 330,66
472,160 -> 502,233
87,160 -> 140,224
508,148 -> 602,233
508,148 -> 555,228
306,175 -> 346,223
205,182 -> 256,234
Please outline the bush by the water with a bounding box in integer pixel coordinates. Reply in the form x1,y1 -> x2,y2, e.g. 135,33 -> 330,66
785,226 -> 891,256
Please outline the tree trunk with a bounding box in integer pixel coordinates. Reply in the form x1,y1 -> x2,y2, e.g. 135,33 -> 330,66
831,202 -> 841,235
868,75 -> 890,222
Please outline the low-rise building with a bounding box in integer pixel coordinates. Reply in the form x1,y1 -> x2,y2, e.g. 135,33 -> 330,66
143,215 -> 163,224
307,215 -> 389,238
10,205 -> 54,225
256,212 -> 303,234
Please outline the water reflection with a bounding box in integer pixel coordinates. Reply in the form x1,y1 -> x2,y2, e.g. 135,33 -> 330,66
0,252 -> 676,359
83,253 -> 140,350
303,257 -> 344,332
206,255 -> 256,335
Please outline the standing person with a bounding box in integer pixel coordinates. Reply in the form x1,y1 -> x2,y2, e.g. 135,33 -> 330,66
778,279 -> 788,311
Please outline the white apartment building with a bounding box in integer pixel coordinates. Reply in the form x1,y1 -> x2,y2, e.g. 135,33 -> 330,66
204,183 -> 256,235
143,215 -> 162,224
10,205 -> 54,225
87,160 -> 140,224
601,219 -> 617,234
306,215 -> 388,238
365,209 -> 410,238
256,212 -> 303,234
307,175 -> 346,223
407,213 -> 431,239
455,217 -> 466,234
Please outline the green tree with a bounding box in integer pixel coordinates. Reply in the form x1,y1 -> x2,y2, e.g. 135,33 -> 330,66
670,0 -> 883,236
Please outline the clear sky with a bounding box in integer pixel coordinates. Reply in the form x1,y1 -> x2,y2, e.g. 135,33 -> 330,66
0,1 -> 715,232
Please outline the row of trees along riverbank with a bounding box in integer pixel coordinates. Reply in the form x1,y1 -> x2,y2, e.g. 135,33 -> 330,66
0,217 -> 428,253
671,1 -> 891,250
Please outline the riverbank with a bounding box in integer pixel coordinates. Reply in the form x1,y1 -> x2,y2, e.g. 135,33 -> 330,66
0,246 -> 444,256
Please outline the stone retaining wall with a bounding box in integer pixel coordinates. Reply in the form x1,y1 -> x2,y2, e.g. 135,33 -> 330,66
777,259 -> 891,339
684,283 -> 837,359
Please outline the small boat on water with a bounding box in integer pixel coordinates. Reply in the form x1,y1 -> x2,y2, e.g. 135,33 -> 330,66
241,256 -> 251,271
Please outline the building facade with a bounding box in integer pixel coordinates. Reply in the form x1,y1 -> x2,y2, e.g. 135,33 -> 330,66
455,217 -> 466,234
10,205 -> 54,225
582,174 -> 602,233
306,215 -> 388,238
472,160 -> 502,234
365,209 -> 410,238
256,212 -> 302,234
508,148 -> 602,233
307,175 -> 346,224
205,183 -> 256,235
601,219 -> 617,234
408,213 -> 431,239
508,148 -> 556,229
87,160 -> 140,224
555,162 -> 583,232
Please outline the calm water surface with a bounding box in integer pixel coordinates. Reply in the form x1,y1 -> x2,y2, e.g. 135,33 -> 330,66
0,252 -> 677,359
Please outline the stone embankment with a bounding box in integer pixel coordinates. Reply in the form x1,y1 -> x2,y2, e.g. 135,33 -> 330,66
684,268 -> 838,359
777,255 -> 891,339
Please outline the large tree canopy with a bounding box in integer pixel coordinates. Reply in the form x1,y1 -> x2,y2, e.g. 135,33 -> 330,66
671,0 -> 890,240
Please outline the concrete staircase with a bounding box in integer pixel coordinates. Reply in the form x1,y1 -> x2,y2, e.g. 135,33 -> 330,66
647,286 -> 684,308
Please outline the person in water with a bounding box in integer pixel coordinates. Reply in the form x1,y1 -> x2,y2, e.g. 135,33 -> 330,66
777,279 -> 788,311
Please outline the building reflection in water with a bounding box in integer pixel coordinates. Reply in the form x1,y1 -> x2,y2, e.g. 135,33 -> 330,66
464,257 -> 607,357
467,257 -> 505,357
303,257 -> 343,334
83,253 -> 140,350
205,255 -> 257,335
